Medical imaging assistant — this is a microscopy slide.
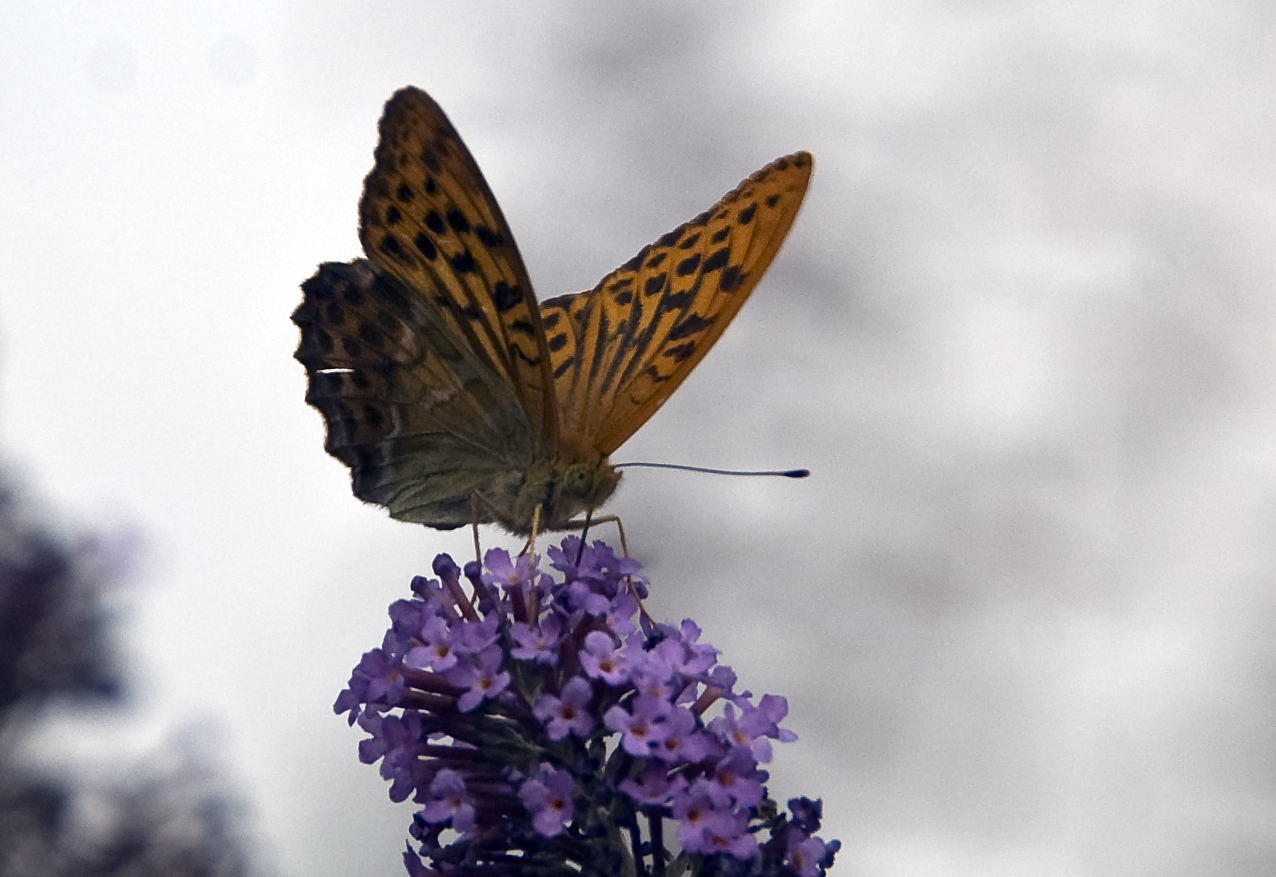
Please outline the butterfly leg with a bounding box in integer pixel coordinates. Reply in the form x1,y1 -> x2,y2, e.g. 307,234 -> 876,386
563,514 -> 651,626
467,489 -> 523,564
527,503 -> 541,566
582,516 -> 652,624
524,505 -> 544,618
469,494 -> 484,565
564,514 -> 630,558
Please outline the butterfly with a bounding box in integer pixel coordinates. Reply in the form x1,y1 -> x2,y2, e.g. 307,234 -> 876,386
293,86 -> 811,535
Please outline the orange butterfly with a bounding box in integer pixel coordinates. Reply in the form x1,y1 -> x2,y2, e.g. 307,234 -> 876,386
293,87 -> 811,535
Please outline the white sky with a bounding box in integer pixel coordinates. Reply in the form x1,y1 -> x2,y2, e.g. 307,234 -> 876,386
4,2 -> 1276,876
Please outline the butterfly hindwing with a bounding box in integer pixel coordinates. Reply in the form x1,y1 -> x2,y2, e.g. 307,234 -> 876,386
542,151 -> 812,456
293,259 -> 534,527
358,86 -> 558,451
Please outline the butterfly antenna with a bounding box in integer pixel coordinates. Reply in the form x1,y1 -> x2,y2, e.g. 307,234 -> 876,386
615,462 -> 810,478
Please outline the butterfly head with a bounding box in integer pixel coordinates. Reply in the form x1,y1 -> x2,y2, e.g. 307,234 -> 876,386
505,456 -> 621,535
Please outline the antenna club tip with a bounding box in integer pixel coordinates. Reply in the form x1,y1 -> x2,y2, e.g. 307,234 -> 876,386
785,469 -> 810,478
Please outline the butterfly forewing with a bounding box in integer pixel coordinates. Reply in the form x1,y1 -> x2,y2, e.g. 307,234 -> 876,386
358,87 -> 558,451
541,151 -> 812,455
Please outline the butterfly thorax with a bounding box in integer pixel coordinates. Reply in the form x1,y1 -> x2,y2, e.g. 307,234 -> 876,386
497,455 -> 621,535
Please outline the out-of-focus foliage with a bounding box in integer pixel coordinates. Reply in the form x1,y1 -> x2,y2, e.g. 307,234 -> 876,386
0,474 -> 263,877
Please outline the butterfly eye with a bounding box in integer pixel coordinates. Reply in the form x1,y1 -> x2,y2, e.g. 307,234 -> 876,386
561,465 -> 595,498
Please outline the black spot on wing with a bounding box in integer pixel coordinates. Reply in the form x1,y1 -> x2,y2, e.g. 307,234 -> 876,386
414,233 -> 437,260
378,234 -> 404,259
668,312 -> 713,341
638,363 -> 669,384
703,248 -> 729,272
620,248 -> 647,272
511,344 -> 540,367
541,293 -> 573,310
298,323 -> 334,356
357,321 -> 384,347
371,358 -> 398,382
711,226 -> 730,244
371,306 -> 394,332
721,265 -> 743,292
300,274 -> 333,302
425,211 -> 445,235
446,207 -> 470,233
667,341 -> 696,363
395,183 -> 413,202
492,281 -> 521,312
676,254 -> 701,277
662,289 -> 693,311
737,203 -> 756,225
644,275 -> 665,297
655,228 -> 681,248
371,273 -> 411,314
418,146 -> 442,174
450,251 -> 477,273
678,232 -> 702,249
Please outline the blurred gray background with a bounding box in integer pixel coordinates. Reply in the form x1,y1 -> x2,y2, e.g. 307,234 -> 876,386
4,2 -> 1276,875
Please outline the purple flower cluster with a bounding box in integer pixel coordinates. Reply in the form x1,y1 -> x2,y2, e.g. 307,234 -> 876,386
335,537 -> 840,876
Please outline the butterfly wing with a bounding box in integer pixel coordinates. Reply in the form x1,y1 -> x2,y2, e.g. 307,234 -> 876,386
540,151 -> 812,456
293,259 -> 535,528
294,87 -> 562,529
358,86 -> 558,451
